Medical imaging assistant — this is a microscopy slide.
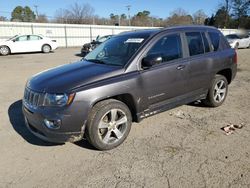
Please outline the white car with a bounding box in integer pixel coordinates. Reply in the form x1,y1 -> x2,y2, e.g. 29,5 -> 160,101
225,34 -> 250,49
0,34 -> 58,56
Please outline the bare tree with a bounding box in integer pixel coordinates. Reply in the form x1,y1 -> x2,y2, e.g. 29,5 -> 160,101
231,0 -> 250,27
54,3 -> 95,24
36,14 -> 48,23
0,16 -> 7,21
193,10 -> 207,25
167,8 -> 193,26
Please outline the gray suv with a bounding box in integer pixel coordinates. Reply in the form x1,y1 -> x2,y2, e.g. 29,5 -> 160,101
23,26 -> 237,150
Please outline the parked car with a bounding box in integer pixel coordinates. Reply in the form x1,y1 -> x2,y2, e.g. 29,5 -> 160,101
225,34 -> 250,49
23,26 -> 237,150
81,35 -> 112,56
0,34 -> 58,56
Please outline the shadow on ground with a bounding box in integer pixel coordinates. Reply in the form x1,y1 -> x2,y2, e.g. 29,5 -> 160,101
8,100 -> 60,146
8,100 -> 97,150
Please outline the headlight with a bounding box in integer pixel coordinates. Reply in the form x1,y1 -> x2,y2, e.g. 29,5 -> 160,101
43,93 -> 75,107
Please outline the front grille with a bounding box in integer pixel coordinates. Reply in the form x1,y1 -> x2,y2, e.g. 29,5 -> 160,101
23,88 -> 44,108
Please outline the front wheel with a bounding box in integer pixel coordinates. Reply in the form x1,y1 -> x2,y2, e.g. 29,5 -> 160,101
0,46 -> 10,56
86,99 -> 132,150
203,75 -> 228,107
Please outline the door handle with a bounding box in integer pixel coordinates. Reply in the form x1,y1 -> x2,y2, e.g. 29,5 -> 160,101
176,65 -> 185,70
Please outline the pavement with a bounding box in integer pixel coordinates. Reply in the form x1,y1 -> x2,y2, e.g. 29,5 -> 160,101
0,48 -> 249,188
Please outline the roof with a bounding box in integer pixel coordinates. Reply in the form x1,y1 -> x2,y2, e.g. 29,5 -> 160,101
118,25 -> 219,37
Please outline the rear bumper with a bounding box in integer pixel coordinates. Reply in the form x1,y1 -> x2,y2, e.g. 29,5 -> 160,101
231,63 -> 237,81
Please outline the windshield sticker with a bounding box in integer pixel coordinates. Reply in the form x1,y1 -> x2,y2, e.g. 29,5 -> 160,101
125,38 -> 144,43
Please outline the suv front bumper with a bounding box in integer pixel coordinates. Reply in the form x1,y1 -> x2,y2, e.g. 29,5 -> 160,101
22,104 -> 86,143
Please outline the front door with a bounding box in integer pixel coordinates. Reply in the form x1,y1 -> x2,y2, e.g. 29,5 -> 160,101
11,35 -> 30,53
139,33 -> 189,110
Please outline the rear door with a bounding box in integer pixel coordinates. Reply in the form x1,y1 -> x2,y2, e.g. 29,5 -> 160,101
27,35 -> 43,52
139,33 -> 189,108
184,31 -> 212,93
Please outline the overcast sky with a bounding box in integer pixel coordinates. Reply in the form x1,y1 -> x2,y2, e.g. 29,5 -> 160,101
0,0 -> 221,19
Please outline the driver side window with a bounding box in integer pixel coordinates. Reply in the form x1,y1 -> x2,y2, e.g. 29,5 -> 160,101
15,36 -> 28,42
147,34 -> 183,63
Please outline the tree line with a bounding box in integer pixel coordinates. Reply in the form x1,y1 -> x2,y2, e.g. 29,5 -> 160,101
1,0 -> 249,29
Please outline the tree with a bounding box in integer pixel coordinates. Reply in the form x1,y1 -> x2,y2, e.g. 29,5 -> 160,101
231,0 -> 250,27
0,16 -> 7,21
55,3 -> 95,24
36,14 -> 48,23
167,8 -> 193,26
131,10 -> 152,26
204,14 -> 216,26
11,6 -> 36,22
214,6 -> 230,28
193,9 -> 207,25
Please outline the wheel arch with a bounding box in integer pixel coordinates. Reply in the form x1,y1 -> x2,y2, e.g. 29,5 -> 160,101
216,68 -> 232,84
91,93 -> 138,122
41,43 -> 51,51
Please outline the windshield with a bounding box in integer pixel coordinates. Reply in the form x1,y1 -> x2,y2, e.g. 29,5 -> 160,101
97,35 -> 111,43
84,34 -> 150,66
7,35 -> 18,41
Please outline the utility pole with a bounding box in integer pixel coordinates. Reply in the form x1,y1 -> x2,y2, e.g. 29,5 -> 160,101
34,5 -> 39,18
126,5 -> 131,26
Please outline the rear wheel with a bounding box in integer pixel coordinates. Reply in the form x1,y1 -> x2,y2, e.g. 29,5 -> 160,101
86,99 -> 132,150
203,75 -> 228,107
0,46 -> 10,56
42,44 -> 51,53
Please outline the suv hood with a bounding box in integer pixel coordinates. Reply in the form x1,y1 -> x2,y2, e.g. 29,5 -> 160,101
27,60 -> 123,93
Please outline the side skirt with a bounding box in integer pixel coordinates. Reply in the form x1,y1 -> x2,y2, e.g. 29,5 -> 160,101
136,89 -> 208,122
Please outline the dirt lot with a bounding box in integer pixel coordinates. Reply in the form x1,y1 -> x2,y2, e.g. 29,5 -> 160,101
0,48 -> 249,188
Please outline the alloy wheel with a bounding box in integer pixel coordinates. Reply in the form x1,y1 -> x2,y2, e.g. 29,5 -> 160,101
213,80 -> 227,103
98,109 -> 128,144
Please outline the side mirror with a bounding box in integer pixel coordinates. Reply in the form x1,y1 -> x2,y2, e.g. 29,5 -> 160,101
142,54 -> 163,69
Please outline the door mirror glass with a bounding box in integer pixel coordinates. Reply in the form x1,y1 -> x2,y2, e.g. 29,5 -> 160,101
142,54 -> 162,68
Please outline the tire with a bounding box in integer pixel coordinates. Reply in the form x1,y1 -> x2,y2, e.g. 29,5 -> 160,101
86,99 -> 132,150
234,43 -> 239,49
203,75 -> 228,107
42,44 -> 51,53
0,46 -> 10,56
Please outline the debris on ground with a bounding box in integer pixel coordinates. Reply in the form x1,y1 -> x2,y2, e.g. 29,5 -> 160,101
221,123 -> 244,135
169,110 -> 191,119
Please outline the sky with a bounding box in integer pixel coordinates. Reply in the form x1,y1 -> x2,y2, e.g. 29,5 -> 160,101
0,0 -> 221,19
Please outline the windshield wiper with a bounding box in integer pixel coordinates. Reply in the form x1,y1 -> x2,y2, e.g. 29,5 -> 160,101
84,59 -> 106,65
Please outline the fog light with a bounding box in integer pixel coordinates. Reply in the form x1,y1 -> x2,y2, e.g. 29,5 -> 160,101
44,119 -> 61,129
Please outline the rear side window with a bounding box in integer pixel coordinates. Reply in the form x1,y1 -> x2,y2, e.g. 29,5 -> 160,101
147,34 -> 182,63
186,32 -> 204,56
208,32 -> 220,51
201,32 -> 210,53
29,35 -> 42,41
208,32 -> 230,51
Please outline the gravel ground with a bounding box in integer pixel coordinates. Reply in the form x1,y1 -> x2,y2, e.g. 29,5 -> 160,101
0,48 -> 249,188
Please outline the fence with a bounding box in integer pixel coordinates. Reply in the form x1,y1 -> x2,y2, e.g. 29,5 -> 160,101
0,21 -> 248,47
0,21 -> 153,47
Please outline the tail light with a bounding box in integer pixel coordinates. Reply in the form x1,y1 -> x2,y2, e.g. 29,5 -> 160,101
233,50 -> 237,64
